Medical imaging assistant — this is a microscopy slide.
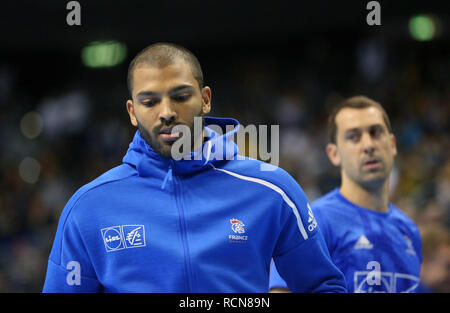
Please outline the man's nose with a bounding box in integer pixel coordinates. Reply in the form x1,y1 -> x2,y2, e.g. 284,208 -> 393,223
361,132 -> 375,155
159,98 -> 177,124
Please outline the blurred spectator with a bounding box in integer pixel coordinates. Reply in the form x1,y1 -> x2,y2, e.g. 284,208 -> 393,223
419,224 -> 450,292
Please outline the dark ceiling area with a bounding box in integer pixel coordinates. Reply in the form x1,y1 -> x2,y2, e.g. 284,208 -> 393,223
1,0 -> 448,54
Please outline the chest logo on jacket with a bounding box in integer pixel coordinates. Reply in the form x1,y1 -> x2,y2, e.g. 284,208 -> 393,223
229,219 -> 248,243
101,225 -> 146,252
403,235 -> 417,256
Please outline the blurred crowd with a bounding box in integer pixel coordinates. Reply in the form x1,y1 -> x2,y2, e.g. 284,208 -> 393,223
0,36 -> 448,292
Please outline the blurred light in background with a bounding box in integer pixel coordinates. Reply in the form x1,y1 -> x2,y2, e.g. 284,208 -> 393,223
81,40 -> 127,68
38,90 -> 90,138
409,15 -> 437,41
356,39 -> 387,83
18,157 -> 41,184
20,111 -> 43,139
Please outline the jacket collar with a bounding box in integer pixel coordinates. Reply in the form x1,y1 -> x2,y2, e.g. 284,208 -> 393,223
122,116 -> 240,177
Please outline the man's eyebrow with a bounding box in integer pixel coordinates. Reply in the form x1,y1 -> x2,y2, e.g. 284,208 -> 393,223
136,91 -> 160,98
344,127 -> 362,134
136,85 -> 194,99
344,124 -> 385,133
168,85 -> 195,96
369,124 -> 385,129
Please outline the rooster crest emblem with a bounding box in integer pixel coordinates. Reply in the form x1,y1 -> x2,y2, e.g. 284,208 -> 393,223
230,219 -> 246,234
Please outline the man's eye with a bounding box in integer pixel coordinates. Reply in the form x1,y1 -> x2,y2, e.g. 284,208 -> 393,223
370,127 -> 383,138
347,133 -> 360,142
173,94 -> 191,102
142,100 -> 156,106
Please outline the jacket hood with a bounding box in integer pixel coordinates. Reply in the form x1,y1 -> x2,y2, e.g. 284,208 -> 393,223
122,116 -> 240,177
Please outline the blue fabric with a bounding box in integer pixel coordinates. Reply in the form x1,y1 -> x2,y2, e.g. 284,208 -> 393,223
270,188 -> 422,293
43,116 -> 346,293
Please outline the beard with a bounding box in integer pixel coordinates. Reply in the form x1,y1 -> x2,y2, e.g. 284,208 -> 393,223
355,164 -> 391,190
137,121 -> 172,158
136,109 -> 205,159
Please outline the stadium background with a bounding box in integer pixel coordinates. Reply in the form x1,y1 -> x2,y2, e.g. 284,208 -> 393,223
0,1 -> 448,292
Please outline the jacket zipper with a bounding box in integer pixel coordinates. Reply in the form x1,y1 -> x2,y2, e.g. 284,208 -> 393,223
171,166 -> 194,292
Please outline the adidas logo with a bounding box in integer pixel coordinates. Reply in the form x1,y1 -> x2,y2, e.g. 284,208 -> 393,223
354,235 -> 373,250
307,203 -> 318,232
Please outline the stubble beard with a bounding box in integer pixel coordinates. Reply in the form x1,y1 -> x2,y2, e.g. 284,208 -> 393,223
137,121 -> 172,159
356,163 -> 391,190
137,110 -> 205,159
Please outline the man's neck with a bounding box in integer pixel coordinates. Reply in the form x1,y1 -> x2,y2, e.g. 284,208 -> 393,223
339,176 -> 390,213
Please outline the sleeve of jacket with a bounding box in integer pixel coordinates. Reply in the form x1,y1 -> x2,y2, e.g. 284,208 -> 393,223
269,260 -> 288,290
412,224 -> 423,264
271,184 -> 347,293
42,195 -> 101,293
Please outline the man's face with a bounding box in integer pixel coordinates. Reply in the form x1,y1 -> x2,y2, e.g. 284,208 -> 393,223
326,107 -> 397,189
126,60 -> 211,158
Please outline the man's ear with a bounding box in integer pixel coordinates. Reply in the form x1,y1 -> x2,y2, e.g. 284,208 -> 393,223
201,86 -> 211,115
126,100 -> 138,127
326,143 -> 341,167
390,133 -> 397,157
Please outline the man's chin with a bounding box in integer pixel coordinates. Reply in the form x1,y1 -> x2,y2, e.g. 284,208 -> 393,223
359,174 -> 388,189
157,140 -> 194,159
140,126 -> 197,159
155,143 -> 175,159
141,134 -> 175,159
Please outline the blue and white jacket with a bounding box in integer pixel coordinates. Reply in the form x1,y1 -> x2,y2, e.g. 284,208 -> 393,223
43,116 -> 347,293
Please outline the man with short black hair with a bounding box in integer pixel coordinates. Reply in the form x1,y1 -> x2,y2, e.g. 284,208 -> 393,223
43,42 -> 346,293
270,95 -> 422,293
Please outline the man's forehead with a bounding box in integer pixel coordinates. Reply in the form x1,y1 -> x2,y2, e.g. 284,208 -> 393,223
336,107 -> 386,131
134,60 -> 192,79
132,60 -> 196,93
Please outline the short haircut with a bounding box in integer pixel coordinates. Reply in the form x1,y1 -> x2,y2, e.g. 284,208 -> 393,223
327,95 -> 392,144
127,42 -> 204,98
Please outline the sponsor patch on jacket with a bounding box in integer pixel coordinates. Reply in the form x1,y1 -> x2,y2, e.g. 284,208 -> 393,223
101,225 -> 146,252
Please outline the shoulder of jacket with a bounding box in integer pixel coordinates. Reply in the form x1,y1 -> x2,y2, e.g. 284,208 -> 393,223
311,191 -> 342,217
61,164 -> 136,220
212,158 -> 306,200
390,204 -> 420,232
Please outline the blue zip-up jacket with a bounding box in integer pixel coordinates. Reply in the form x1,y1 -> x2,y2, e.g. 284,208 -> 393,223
43,116 -> 347,293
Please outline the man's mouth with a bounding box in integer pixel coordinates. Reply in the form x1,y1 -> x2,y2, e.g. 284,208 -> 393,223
362,158 -> 381,170
159,126 -> 181,143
